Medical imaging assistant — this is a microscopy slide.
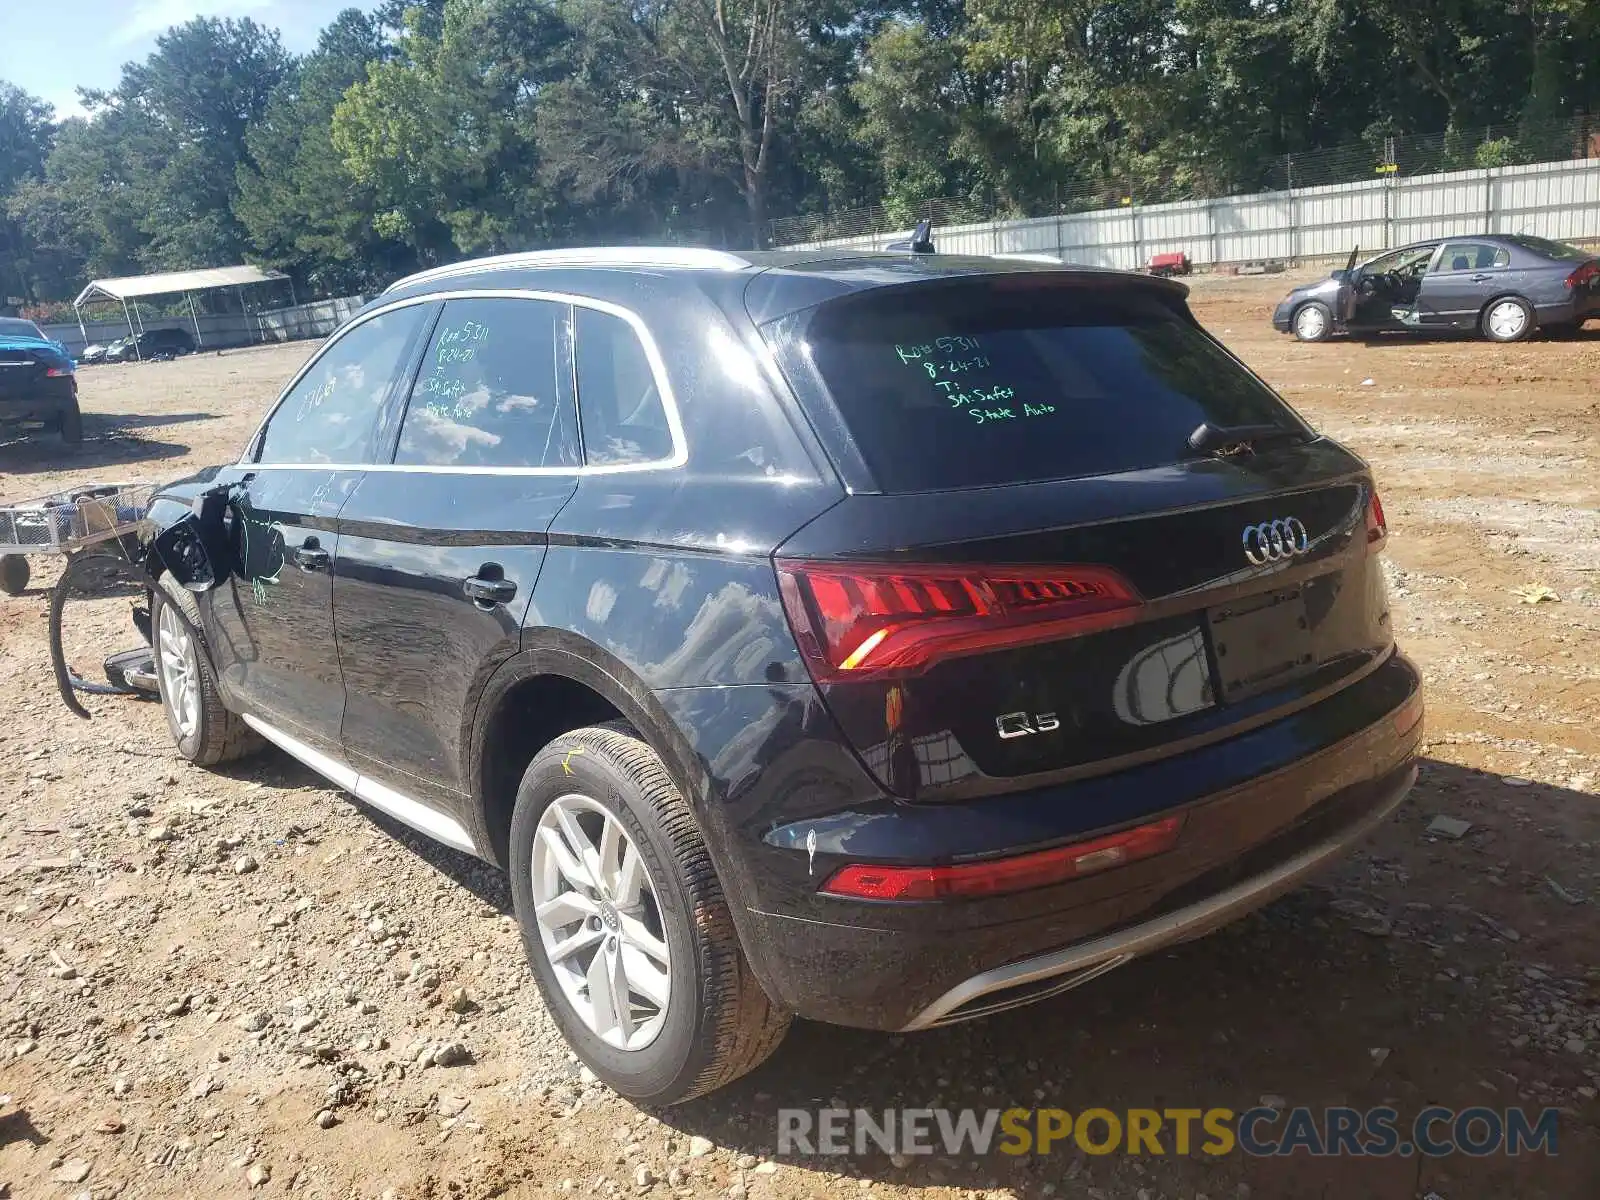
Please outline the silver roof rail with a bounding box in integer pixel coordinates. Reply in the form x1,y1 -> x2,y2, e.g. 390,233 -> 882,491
383,247 -> 754,294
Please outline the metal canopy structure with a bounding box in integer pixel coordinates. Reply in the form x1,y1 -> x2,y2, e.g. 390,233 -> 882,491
72,265 -> 292,361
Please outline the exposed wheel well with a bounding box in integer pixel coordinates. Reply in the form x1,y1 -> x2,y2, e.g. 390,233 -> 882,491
477,675 -> 625,866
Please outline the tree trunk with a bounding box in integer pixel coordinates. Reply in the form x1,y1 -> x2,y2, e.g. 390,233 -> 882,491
745,169 -> 767,248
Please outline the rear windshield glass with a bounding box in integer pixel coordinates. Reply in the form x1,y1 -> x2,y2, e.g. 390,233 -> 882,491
803,280 -> 1304,492
0,318 -> 43,339
1506,235 -> 1591,262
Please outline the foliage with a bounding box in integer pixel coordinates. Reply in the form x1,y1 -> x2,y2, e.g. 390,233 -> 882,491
1,0 -> 1598,305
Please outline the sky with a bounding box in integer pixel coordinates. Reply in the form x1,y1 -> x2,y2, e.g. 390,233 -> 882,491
0,0 -> 367,119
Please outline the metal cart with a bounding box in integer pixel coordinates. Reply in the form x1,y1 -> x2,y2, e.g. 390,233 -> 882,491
0,482 -> 154,595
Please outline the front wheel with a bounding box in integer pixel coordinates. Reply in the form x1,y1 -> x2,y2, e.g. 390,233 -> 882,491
1482,296 -> 1534,343
151,582 -> 261,765
1292,301 -> 1333,342
509,723 -> 790,1104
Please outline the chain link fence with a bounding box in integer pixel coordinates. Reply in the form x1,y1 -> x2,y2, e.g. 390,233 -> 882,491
770,115 -> 1599,248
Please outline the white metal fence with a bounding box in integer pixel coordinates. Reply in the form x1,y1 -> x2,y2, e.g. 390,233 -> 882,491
784,157 -> 1600,269
41,295 -> 366,357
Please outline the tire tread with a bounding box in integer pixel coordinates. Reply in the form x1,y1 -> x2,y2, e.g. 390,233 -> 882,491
539,721 -> 790,1102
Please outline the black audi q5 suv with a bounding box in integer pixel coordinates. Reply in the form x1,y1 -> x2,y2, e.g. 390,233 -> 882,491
138,247 -> 1422,1104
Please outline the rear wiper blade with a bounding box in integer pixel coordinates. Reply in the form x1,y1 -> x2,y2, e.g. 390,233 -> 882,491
1187,422 -> 1306,456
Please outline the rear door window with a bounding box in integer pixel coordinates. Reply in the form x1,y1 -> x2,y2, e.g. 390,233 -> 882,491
395,296 -> 580,469
1438,243 -> 1510,271
799,280 -> 1305,492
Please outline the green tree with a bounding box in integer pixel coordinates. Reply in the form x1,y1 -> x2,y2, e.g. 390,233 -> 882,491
237,9 -> 405,293
93,17 -> 293,268
333,0 -> 572,261
0,82 -> 57,305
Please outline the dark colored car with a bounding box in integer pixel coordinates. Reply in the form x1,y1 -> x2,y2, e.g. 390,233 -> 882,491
0,316 -> 81,444
134,247 -> 1422,1104
106,326 -> 196,362
1273,235 -> 1600,343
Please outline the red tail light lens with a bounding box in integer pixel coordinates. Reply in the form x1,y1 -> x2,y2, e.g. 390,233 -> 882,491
46,366 -> 73,377
1564,261 -> 1599,289
820,815 -> 1185,901
1366,489 -> 1387,551
776,560 -> 1141,682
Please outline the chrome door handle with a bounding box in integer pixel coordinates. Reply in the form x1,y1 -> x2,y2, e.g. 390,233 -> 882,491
463,574 -> 517,606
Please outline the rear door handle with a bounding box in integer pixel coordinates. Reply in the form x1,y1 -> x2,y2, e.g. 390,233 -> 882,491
463,573 -> 517,606
1471,273 -> 1492,281
291,539 -> 330,571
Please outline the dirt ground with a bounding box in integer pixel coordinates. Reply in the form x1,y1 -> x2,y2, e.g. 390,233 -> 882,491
1,277 -> 1597,1200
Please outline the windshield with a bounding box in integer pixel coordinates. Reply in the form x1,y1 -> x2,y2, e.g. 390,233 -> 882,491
0,317 -> 45,340
801,279 -> 1307,492
1506,235 -> 1592,262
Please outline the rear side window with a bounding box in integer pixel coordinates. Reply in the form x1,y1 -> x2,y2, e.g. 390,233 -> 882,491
395,297 -> 580,469
574,307 -> 675,466
802,281 -> 1303,491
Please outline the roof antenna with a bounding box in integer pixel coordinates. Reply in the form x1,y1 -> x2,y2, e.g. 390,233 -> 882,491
908,219 -> 935,254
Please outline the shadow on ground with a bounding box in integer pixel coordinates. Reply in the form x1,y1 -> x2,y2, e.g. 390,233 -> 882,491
240,747 -> 1598,1199
0,426 -> 192,478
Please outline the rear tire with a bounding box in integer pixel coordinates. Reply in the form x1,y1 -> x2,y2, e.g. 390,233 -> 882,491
1292,301 -> 1333,342
0,555 -> 29,596
59,403 -> 82,445
509,723 -> 790,1104
1481,296 -> 1534,343
151,580 -> 262,766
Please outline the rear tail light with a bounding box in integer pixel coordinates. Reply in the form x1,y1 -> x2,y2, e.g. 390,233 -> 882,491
776,560 -> 1142,682
820,815 -> 1185,901
46,366 -> 73,377
1564,261 -> 1599,289
1365,489 -> 1387,551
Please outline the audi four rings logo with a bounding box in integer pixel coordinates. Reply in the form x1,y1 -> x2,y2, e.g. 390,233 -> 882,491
1242,517 -> 1310,565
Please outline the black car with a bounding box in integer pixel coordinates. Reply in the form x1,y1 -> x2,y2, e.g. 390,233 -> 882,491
106,326 -> 196,362
1273,234 -> 1600,343
135,247 -> 1422,1104
0,316 -> 81,444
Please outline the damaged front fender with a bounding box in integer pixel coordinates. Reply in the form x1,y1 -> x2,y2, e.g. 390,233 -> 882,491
50,477 -> 243,718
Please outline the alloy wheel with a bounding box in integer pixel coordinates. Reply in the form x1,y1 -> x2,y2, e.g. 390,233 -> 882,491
157,603 -> 201,740
532,793 -> 672,1050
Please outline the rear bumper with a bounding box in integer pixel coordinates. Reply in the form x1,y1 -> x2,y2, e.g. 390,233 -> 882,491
1534,293 -> 1600,326
0,378 -> 76,424
738,650 -> 1422,1030
904,761 -> 1412,1028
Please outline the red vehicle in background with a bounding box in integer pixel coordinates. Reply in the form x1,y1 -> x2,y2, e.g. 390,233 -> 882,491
1147,252 -> 1192,277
